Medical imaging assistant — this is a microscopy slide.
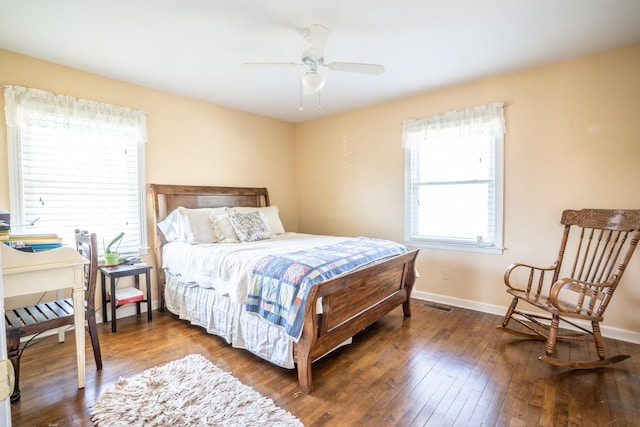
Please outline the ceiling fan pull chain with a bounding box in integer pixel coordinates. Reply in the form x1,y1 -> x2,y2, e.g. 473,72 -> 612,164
317,91 -> 322,109
299,82 -> 304,111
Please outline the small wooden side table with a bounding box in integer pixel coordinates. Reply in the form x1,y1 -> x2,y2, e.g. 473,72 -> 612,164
99,263 -> 153,332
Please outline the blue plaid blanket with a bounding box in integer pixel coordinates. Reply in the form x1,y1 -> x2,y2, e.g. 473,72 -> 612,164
245,237 -> 409,341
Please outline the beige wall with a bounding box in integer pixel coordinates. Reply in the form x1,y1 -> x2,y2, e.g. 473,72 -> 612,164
0,49 -> 297,307
295,43 -> 640,337
1,44 -> 639,338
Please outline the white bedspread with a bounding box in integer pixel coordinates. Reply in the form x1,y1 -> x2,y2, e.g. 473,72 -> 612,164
162,232 -> 347,303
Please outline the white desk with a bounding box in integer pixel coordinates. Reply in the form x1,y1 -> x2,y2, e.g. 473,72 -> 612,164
0,244 -> 87,390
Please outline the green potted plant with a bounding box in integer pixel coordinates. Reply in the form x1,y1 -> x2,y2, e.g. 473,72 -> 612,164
103,232 -> 124,266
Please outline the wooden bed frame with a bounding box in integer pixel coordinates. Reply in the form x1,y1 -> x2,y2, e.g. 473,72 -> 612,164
150,184 -> 419,393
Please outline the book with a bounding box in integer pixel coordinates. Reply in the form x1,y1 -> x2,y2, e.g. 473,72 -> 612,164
0,210 -> 9,227
4,238 -> 62,245
3,241 -> 63,249
0,222 -> 9,238
6,233 -> 59,240
4,234 -> 62,246
111,287 -> 145,305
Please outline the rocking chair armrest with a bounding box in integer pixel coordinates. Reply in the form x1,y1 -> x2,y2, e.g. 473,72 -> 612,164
503,262 -> 557,291
547,277 -> 614,311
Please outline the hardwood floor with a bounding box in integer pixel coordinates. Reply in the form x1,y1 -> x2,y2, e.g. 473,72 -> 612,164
9,300 -> 640,426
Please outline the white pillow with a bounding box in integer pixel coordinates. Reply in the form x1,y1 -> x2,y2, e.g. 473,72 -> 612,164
178,206 -> 227,244
228,211 -> 271,242
233,206 -> 285,234
209,211 -> 240,243
157,208 -> 184,242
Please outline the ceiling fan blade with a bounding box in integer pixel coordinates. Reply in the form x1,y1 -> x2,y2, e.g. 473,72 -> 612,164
326,62 -> 385,75
241,62 -> 299,68
306,24 -> 329,60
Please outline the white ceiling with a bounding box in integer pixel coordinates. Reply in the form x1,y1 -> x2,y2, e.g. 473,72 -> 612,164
1,1 -> 639,123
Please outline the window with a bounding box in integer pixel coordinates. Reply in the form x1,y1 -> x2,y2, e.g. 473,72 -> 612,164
4,86 -> 148,255
403,102 -> 505,254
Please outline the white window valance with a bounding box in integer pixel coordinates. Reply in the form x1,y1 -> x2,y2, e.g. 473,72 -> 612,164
3,85 -> 147,141
402,102 -> 505,148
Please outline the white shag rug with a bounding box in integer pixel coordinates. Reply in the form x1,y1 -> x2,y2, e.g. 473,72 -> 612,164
90,354 -> 304,427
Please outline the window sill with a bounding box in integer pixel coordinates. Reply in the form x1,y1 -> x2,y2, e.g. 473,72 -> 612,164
405,240 -> 504,255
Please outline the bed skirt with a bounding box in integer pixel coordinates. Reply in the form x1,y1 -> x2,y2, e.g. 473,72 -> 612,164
164,272 -> 296,368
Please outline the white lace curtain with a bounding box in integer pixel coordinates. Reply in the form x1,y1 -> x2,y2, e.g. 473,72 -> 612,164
3,85 -> 147,140
402,102 -> 505,147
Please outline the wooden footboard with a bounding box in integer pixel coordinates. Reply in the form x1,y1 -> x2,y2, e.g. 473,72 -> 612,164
295,248 -> 419,393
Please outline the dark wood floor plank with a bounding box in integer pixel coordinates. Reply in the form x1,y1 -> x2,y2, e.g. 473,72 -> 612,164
8,300 -> 640,426
469,348 -> 503,425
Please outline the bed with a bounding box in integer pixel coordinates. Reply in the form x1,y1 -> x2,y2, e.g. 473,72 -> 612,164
150,184 -> 419,393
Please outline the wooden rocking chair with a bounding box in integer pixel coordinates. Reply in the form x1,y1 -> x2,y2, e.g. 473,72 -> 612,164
498,208 -> 640,368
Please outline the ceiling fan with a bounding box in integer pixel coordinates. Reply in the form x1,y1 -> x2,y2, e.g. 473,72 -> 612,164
242,24 -> 385,96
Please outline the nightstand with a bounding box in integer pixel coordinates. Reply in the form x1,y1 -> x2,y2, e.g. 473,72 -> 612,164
99,263 -> 153,332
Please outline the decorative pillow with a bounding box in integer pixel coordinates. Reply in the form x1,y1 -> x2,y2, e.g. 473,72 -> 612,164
157,208 -> 184,242
233,206 -> 285,234
228,211 -> 271,242
209,212 -> 240,243
178,206 -> 227,244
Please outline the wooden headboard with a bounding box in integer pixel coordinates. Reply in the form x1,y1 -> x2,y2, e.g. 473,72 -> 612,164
149,184 -> 270,310
150,184 -> 270,221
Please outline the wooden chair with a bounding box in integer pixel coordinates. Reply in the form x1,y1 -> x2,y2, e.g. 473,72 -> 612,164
4,229 -> 102,402
498,209 -> 640,368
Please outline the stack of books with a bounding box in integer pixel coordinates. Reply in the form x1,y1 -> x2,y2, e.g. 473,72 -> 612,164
0,210 -> 9,240
0,224 -> 8,241
2,233 -> 63,252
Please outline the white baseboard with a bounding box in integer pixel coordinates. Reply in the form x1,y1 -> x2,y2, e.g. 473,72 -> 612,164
412,290 -> 640,345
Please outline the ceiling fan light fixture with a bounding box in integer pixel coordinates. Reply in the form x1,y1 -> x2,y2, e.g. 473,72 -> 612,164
301,70 -> 326,94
